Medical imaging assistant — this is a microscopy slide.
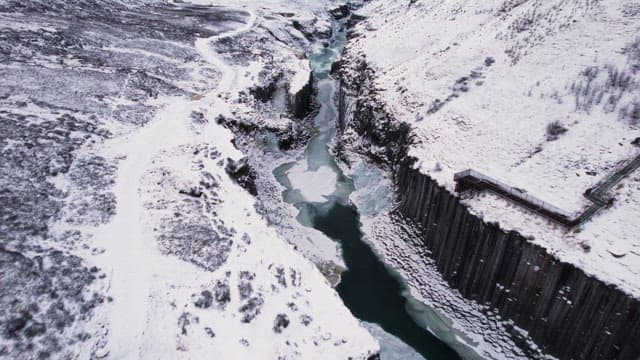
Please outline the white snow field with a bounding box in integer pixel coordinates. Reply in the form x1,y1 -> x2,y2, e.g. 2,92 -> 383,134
346,0 -> 640,298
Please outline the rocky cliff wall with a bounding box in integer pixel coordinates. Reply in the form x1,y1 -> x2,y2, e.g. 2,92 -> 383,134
336,55 -> 640,359
250,72 -> 315,120
288,72 -> 315,120
396,166 -> 640,359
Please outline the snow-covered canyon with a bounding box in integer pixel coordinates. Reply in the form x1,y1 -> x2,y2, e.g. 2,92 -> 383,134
2,0 -> 640,359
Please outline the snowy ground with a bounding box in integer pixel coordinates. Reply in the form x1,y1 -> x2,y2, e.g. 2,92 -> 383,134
345,0 -> 640,298
0,1 -> 380,358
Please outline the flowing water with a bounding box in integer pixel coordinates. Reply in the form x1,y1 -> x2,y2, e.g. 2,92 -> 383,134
273,20 -> 476,360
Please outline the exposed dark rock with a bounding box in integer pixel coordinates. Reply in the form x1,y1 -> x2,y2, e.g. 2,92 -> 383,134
215,115 -> 260,134
194,290 -> 213,309
177,312 -> 192,336
213,279 -> 231,310
249,75 -> 280,103
273,313 -> 289,333
299,314 -> 312,326
274,266 -> 287,287
288,72 -> 315,120
4,313 -> 30,338
289,268 -> 300,287
179,187 -> 203,198
335,60 -> 415,169
249,69 -> 315,120
291,20 -> 316,41
241,233 -> 251,244
24,322 -> 46,338
225,157 -> 258,196
204,327 -> 215,338
239,296 -> 264,323
329,4 -> 350,20
330,59 -> 344,76
238,271 -> 255,300
346,14 -> 367,29
396,165 -> 640,359
484,57 -> 496,66
546,120 -> 568,141
190,111 -> 207,125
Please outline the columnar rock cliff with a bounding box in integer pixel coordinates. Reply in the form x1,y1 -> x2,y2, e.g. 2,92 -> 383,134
396,166 -> 640,359
289,72 -> 315,120
250,72 -> 315,121
336,52 -> 640,359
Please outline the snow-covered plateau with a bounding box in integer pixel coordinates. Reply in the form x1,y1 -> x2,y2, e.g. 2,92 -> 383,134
344,0 -> 640,302
333,0 -> 640,358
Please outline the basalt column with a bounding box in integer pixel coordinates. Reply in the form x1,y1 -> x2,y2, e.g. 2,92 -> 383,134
396,165 -> 640,360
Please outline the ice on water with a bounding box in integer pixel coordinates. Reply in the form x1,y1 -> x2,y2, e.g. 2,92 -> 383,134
287,162 -> 338,203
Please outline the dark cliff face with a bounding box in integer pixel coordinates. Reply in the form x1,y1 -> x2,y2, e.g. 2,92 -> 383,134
288,72 -> 315,120
397,166 -> 640,360
334,59 -> 414,169
249,71 -> 315,120
336,34 -> 640,360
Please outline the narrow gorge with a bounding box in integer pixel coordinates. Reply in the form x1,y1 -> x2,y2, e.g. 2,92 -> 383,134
267,15 -> 472,359
3,0 -> 639,358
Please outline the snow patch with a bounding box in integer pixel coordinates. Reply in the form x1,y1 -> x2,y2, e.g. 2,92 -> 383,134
287,163 -> 338,203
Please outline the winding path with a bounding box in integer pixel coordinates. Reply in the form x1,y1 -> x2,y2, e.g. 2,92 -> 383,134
93,9 -> 256,358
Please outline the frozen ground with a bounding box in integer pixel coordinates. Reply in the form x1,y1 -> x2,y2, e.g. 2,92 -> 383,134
0,0 -> 379,358
344,0 -> 640,298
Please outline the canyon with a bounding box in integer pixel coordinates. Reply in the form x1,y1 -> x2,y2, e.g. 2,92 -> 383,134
1,0 -> 639,359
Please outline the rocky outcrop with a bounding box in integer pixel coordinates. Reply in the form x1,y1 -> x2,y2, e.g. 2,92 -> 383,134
335,59 -> 413,168
225,157 -> 258,196
249,70 -> 314,120
288,72 -> 314,120
249,78 -> 279,103
329,4 -> 350,20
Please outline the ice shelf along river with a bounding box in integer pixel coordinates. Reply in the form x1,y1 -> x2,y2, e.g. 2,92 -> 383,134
272,20 -> 476,360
